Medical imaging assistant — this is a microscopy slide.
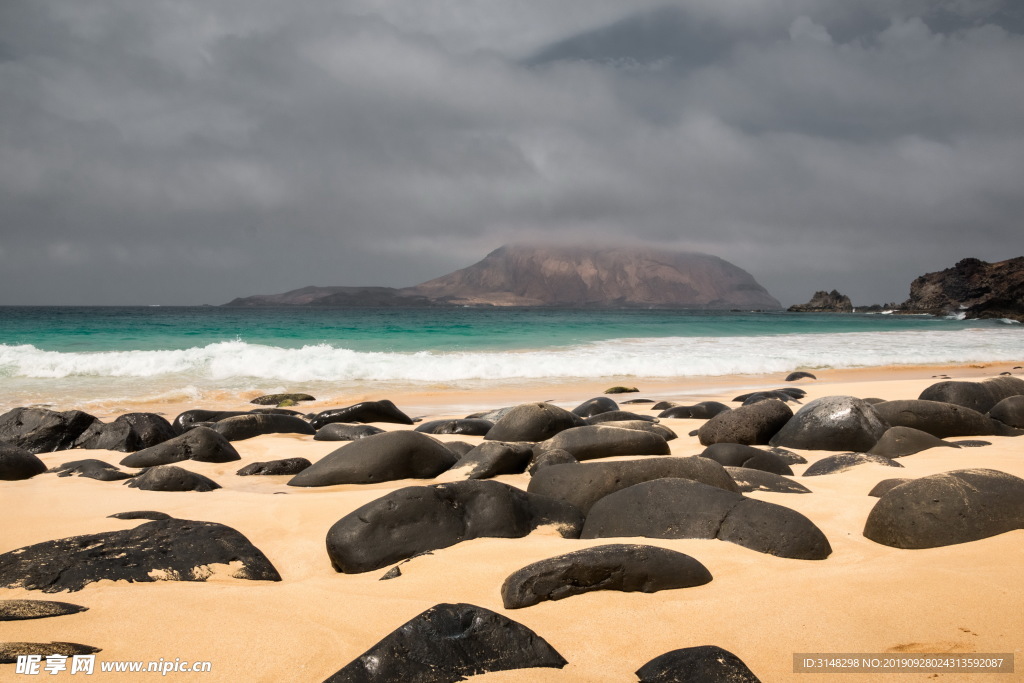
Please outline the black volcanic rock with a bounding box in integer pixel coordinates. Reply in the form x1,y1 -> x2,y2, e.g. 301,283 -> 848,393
769,396 -> 889,452
72,412 -> 176,452
212,413 -> 314,441
536,425 -> 669,461
414,418 -> 493,436
120,426 -> 240,467
500,544 -> 712,609
899,256 -> 1024,321
323,603 -> 567,682
0,407 -> 99,454
868,426 -> 956,458
0,599 -> 88,621
571,396 -> 619,417
50,459 -> 133,481
636,645 -> 761,683
803,453 -> 903,476
658,402 -> 731,419
314,423 -> 385,441
873,400 -> 1020,438
0,445 -> 47,480
724,467 -> 811,494
326,480 -> 584,573
919,376 -> 1024,414
288,431 -> 458,487
449,441 -> 533,479
124,465 -> 221,492
0,642 -> 101,663
788,289 -> 853,312
989,395 -> 1024,428
0,519 -> 280,592
484,402 -> 585,442
700,443 -> 794,476
310,401 -> 414,428
237,458 -> 312,476
698,399 -> 793,446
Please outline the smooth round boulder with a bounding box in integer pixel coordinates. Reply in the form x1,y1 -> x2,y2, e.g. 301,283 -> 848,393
582,478 -> 831,560
500,544 -> 712,609
989,395 -> 1024,428
868,426 -> 956,458
919,376 -> 1024,414
527,458 -> 739,515
658,402 -> 731,419
414,418 -> 493,436
0,445 -> 47,480
864,468 -> 1024,548
326,480 -> 584,573
484,403 -> 585,443
526,449 -> 578,476
172,409 -> 247,433
735,390 -> 801,405
873,399 -> 1019,438
769,396 -> 889,452
867,478 -> 913,497
596,420 -> 677,441
636,645 -> 761,683
313,423 -> 385,441
536,425 -> 669,462
50,459 -> 132,481
288,431 -> 458,487
571,396 -> 619,418
236,458 -> 312,476
700,443 -> 794,476
724,467 -> 811,494
448,442 -> 534,479
213,414 -> 314,441
586,410 -> 656,425
124,465 -> 221,492
698,399 -> 793,446
803,453 -> 903,476
310,400 -> 413,429
72,412 -> 177,452
120,426 -> 240,468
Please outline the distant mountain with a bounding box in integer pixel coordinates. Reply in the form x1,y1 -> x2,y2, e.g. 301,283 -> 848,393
223,244 -> 781,309
900,257 -> 1024,321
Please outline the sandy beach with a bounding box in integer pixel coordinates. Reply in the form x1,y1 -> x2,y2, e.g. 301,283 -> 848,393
2,362 -> 1023,682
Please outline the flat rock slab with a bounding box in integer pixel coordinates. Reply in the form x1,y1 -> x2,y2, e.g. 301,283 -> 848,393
803,453 -> 903,477
0,600 -> 88,621
724,467 -> 811,494
108,511 -> 172,521
213,414 -> 314,441
658,402 -> 731,419
527,458 -> 739,515
868,426 -> 957,458
864,468 -> 1024,549
537,425 -> 669,461
250,393 -> 315,405
237,458 -> 312,476
310,400 -> 414,429
414,419 -> 493,436
50,459 -> 132,481
586,410 -> 656,424
698,399 -> 793,446
596,420 -> 677,441
0,445 -> 47,481
582,478 -> 831,560
314,424 -> 385,441
323,602 -> 566,682
124,465 -> 221,492
500,544 -> 712,609
0,519 -> 281,592
636,645 -> 761,682
326,480 -> 584,573
0,642 -> 101,664
289,431 -> 458,487
769,396 -> 889,452
120,426 -> 240,468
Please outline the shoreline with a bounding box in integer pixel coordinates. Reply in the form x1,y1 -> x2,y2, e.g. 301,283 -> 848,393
2,363 -> 1023,681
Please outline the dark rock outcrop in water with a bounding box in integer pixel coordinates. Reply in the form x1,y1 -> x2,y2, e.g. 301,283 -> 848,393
899,256 -> 1024,321
788,289 -> 853,313
222,244 -> 781,309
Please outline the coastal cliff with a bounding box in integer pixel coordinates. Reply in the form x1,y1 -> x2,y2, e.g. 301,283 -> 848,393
224,244 -> 781,309
900,257 -> 1024,321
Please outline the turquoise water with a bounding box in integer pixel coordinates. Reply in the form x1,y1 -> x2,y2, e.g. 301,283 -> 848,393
1,306 -> 1022,409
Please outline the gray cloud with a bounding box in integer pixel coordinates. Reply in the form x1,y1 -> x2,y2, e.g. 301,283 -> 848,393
1,0 -> 1022,306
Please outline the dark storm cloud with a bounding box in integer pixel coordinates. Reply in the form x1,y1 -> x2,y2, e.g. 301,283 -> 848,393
0,0 -> 1022,305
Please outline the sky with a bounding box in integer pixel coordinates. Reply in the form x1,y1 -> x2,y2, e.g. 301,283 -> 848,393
1,0 -> 1023,307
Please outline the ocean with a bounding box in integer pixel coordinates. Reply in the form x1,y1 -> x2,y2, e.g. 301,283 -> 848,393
1,306 -> 1022,411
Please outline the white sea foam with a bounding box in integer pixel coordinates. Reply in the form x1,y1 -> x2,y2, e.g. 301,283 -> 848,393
2,328 -> 1022,385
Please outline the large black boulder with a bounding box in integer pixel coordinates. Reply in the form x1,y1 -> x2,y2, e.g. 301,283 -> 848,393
724,467 -> 811,494
769,396 -> 889,452
636,645 -> 761,683
124,465 -> 221,492
658,402 -> 731,419
0,599 -> 88,621
698,400 -> 793,446
571,396 -> 619,418
484,403 -> 585,443
120,426 -> 240,468
700,443 -> 794,476
323,602 -> 566,682
527,458 -> 739,515
237,458 -> 312,476
73,412 -> 176,452
582,478 -> 831,560
586,410 -> 656,424
803,453 -> 903,476
526,449 -> 578,475
289,431 -> 458,487
172,409 -> 247,433
414,419 -> 493,436
864,468 -> 1024,549
872,400 -> 1019,438
599,420 -> 677,441
919,376 -> 1024,414
500,544 -> 712,609
0,407 -> 99,453
536,425 -> 669,462
213,413 -> 314,441
310,400 -> 414,429
0,518 -> 281,592
326,480 -> 584,573
868,426 -> 956,458
314,423 -> 385,441
50,459 -> 132,481
449,441 -> 533,479
989,395 -> 1024,428
0,445 -> 47,480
